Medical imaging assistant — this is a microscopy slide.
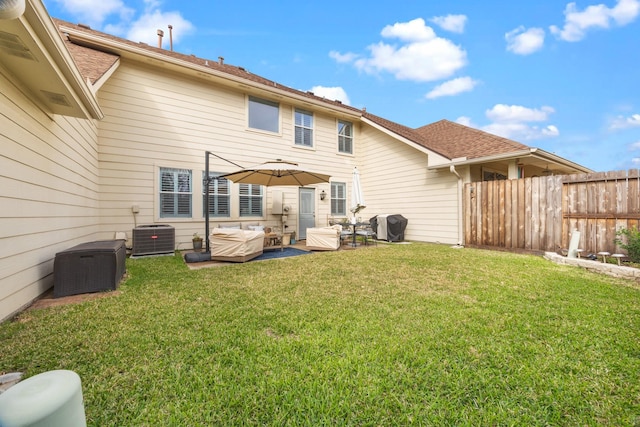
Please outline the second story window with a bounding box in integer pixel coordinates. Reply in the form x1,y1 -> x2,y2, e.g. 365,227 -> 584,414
295,108 -> 313,147
248,96 -> 279,133
338,120 -> 353,154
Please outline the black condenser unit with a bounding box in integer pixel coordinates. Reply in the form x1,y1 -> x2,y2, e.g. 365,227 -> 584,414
132,225 -> 175,256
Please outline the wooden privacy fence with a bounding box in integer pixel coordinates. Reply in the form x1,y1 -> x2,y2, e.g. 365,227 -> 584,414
463,170 -> 640,255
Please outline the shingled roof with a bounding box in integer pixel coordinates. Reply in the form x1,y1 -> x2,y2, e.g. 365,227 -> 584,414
54,18 -> 537,164
414,119 -> 530,160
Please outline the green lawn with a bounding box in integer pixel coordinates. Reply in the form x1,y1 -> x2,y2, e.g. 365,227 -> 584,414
2,243 -> 639,426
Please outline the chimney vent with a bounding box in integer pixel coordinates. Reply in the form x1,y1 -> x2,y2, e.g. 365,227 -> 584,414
218,56 -> 224,65
157,29 -> 164,48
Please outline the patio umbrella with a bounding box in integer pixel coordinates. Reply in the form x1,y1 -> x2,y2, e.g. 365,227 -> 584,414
220,159 -> 331,186
350,166 -> 366,215
220,159 -> 332,251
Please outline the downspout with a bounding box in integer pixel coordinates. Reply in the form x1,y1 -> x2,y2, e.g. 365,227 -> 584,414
449,165 -> 464,246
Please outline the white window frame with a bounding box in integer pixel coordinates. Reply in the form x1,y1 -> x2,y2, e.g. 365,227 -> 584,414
203,172 -> 230,218
248,95 -> 280,133
159,167 -> 192,218
331,182 -> 347,216
294,108 -> 314,147
239,183 -> 264,217
338,120 -> 353,154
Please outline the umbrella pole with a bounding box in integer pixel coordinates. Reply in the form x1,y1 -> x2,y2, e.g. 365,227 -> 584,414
204,151 -> 246,254
205,152 -> 211,254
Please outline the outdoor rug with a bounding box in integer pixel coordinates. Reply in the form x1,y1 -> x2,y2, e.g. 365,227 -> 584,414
252,247 -> 311,261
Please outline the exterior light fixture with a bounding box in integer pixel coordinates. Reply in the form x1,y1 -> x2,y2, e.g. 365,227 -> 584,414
320,190 -> 326,201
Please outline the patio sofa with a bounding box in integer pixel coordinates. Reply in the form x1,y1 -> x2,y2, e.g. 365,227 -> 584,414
209,228 -> 265,262
306,225 -> 342,251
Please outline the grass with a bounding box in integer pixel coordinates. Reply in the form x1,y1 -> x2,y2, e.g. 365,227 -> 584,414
2,243 -> 640,426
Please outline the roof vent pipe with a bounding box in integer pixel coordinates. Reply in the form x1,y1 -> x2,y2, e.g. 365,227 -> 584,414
157,29 -> 164,49
0,0 -> 25,20
218,56 -> 224,65
168,25 -> 173,51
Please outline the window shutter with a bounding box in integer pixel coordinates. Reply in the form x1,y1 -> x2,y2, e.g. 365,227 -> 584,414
160,168 -> 192,218
239,184 -> 263,217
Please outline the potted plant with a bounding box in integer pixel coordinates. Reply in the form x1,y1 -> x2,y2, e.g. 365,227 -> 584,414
192,233 -> 203,252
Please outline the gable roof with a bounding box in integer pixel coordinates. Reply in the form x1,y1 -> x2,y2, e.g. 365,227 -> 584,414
52,18 -> 590,173
413,119 -> 529,161
62,38 -> 119,85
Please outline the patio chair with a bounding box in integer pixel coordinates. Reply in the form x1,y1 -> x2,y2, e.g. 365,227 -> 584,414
340,227 -> 354,246
356,224 -> 377,246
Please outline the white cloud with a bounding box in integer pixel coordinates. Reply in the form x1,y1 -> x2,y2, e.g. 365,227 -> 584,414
550,0 -> 640,42
121,10 -> 195,46
52,0 -> 134,27
309,86 -> 351,105
429,14 -> 467,33
486,104 -> 555,123
483,122 -> 560,140
455,116 -> 474,127
456,104 -> 560,141
380,18 -> 437,42
425,76 -> 478,99
609,113 -> 640,130
505,26 -> 545,55
329,51 -> 359,63
629,140 -> 640,150
332,18 -> 468,82
52,0 -> 194,46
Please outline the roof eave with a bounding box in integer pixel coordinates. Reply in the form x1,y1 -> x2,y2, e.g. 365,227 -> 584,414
361,116 -> 437,157
61,25 -> 361,119
18,0 -> 104,119
428,148 -> 593,173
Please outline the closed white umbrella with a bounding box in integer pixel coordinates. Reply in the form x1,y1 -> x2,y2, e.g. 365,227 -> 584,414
350,166 -> 366,215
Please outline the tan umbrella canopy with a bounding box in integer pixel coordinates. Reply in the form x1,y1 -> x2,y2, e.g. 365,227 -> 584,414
220,159 -> 331,186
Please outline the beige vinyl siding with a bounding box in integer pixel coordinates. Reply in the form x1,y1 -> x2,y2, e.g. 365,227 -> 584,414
0,72 -> 100,321
94,62 -> 357,246
358,125 -> 460,244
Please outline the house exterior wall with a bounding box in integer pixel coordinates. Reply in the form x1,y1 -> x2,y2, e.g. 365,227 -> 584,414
94,61 -> 361,248
359,125 -> 460,244
0,72 -> 101,321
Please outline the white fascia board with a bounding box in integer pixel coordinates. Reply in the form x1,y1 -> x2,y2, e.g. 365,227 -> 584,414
91,57 -> 120,93
428,147 -> 593,173
529,148 -> 594,173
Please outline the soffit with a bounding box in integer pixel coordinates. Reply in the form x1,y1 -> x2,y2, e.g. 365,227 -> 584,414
0,3 -> 102,119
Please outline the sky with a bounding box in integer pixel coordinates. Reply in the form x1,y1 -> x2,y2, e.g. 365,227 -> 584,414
42,0 -> 640,172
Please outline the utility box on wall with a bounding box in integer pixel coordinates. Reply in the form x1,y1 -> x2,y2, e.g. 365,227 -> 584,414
272,190 -> 283,215
132,225 -> 175,256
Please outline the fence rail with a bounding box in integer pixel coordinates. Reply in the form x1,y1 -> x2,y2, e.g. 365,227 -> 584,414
463,169 -> 640,255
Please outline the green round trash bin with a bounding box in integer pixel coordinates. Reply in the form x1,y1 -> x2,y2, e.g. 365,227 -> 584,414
0,370 -> 86,427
